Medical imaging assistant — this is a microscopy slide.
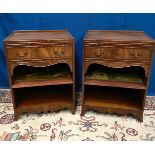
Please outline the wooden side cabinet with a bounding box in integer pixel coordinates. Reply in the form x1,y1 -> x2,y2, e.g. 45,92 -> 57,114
4,30 -> 76,121
81,30 -> 155,122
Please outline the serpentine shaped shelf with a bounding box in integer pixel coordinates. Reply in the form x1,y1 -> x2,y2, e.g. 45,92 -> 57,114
12,65 -> 72,88
85,67 -> 146,89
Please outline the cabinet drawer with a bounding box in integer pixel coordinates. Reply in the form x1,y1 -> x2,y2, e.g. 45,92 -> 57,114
85,47 -> 151,61
7,47 -> 72,60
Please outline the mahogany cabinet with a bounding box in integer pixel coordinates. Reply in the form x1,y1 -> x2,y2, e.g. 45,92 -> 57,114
81,30 -> 155,121
4,30 -> 75,120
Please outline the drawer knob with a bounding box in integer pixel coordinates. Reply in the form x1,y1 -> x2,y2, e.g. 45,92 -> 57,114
16,51 -> 28,57
54,50 -> 64,56
94,49 -> 104,57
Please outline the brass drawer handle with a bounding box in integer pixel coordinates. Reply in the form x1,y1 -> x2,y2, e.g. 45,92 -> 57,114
94,49 -> 105,57
54,50 -> 64,56
130,50 -> 142,58
16,51 -> 28,57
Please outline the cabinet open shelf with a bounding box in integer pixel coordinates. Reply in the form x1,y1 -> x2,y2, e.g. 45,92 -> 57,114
84,85 -> 144,111
12,63 -> 72,88
85,79 -> 146,90
85,64 -> 146,89
14,85 -> 73,113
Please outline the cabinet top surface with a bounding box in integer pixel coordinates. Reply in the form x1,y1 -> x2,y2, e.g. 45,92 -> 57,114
4,30 -> 73,42
84,30 -> 155,42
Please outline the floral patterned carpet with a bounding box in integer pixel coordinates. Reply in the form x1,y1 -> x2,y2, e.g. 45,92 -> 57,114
0,89 -> 155,141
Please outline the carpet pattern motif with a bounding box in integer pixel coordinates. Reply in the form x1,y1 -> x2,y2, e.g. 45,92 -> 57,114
0,90 -> 155,141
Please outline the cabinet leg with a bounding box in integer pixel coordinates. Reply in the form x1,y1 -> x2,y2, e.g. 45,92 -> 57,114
14,115 -> 18,121
14,112 -> 19,121
80,106 -> 87,116
137,112 -> 143,122
70,106 -> 76,115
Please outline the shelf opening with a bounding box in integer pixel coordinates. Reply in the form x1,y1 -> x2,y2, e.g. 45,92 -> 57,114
13,84 -> 73,111
84,85 -> 144,111
12,63 -> 72,88
85,63 -> 146,89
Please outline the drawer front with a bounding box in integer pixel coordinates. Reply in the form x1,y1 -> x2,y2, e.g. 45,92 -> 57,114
85,47 -> 152,61
7,47 -> 72,60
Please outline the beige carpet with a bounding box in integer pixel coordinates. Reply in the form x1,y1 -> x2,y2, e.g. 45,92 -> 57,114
0,89 -> 155,141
